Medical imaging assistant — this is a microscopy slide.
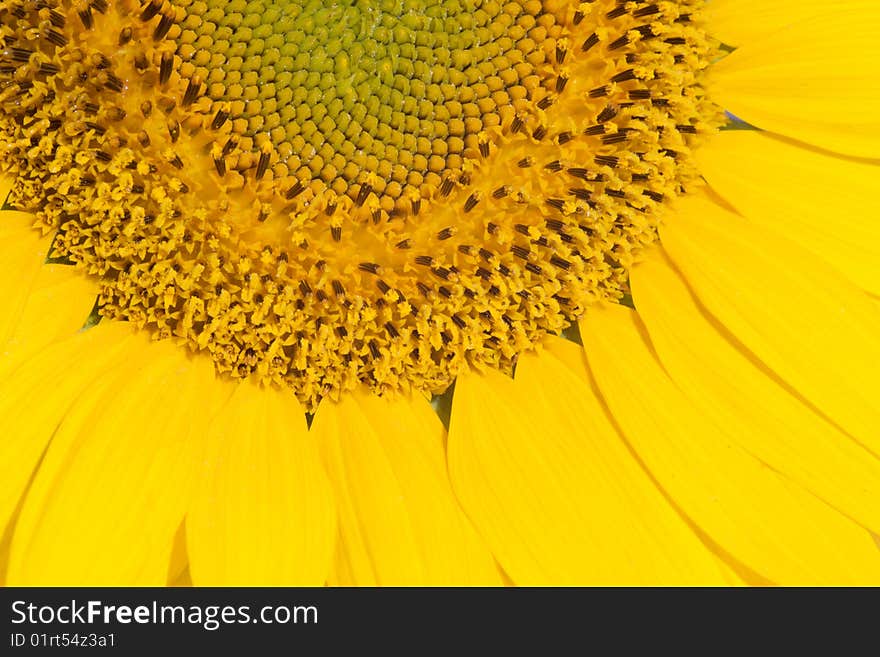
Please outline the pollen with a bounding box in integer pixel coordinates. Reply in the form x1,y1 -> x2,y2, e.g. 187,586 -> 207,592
0,0 -> 722,409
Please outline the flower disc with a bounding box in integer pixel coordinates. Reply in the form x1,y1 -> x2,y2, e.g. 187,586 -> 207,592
0,0 -> 721,407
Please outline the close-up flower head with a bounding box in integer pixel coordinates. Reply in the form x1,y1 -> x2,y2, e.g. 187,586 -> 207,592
1,0 -> 878,587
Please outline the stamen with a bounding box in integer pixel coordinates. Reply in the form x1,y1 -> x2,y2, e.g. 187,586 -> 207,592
0,0 -> 722,409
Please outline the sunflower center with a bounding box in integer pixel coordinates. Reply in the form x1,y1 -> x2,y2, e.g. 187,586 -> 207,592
178,0 -> 559,212
0,0 -> 722,409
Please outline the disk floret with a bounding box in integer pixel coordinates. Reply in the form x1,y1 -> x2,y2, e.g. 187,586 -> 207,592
0,0 -> 722,408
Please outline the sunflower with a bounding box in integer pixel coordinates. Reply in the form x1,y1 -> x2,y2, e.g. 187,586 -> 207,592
1,0 -> 879,587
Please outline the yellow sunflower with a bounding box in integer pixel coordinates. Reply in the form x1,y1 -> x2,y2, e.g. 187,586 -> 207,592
1,0 -> 879,586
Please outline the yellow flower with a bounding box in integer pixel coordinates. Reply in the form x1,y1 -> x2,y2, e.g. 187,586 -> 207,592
1,0 -> 879,586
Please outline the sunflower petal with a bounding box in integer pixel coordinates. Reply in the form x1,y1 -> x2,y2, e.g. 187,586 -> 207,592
7,333 -> 215,585
187,380 -> 336,586
0,213 -> 53,348
580,304 -> 880,585
0,214 -> 95,370
660,193 -> 880,457
312,387 -> 501,585
705,0 -> 873,47
0,177 -> 12,205
448,338 -> 726,585
632,248 -> 880,534
695,130 -> 880,294
709,9 -> 880,157
1,265 -> 96,373
0,323 -> 133,541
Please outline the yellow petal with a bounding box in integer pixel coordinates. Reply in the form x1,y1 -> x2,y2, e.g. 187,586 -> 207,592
0,322 -> 134,539
696,130 -> 880,294
448,338 -> 727,585
0,177 -> 12,205
580,304 -> 880,585
1,264 -> 96,375
709,9 -> 880,157
660,193 -> 880,457
632,248 -> 880,534
705,1 -> 874,47
7,332 -> 216,585
312,387 -> 501,585
187,380 -> 336,586
0,213 -> 53,349
0,210 -> 97,391
167,522 -> 191,586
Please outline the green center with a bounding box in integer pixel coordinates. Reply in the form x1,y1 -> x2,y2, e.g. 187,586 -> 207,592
176,0 -> 553,202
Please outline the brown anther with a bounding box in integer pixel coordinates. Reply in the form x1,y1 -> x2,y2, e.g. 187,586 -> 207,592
44,28 -> 68,47
182,76 -> 201,107
134,53 -> 149,72
153,12 -> 174,40
211,108 -> 229,130
119,27 -> 133,45
511,245 -> 530,260
602,131 -> 628,145
582,33 -> 599,51
48,9 -> 66,27
255,147 -> 270,180
102,72 -> 124,93
78,7 -> 93,29
159,52 -> 173,85
141,0 -> 162,22
608,35 -> 631,51
355,182 -> 372,207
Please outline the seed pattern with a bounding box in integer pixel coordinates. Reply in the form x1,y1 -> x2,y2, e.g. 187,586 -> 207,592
0,0 -> 722,409
175,0 -> 561,213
